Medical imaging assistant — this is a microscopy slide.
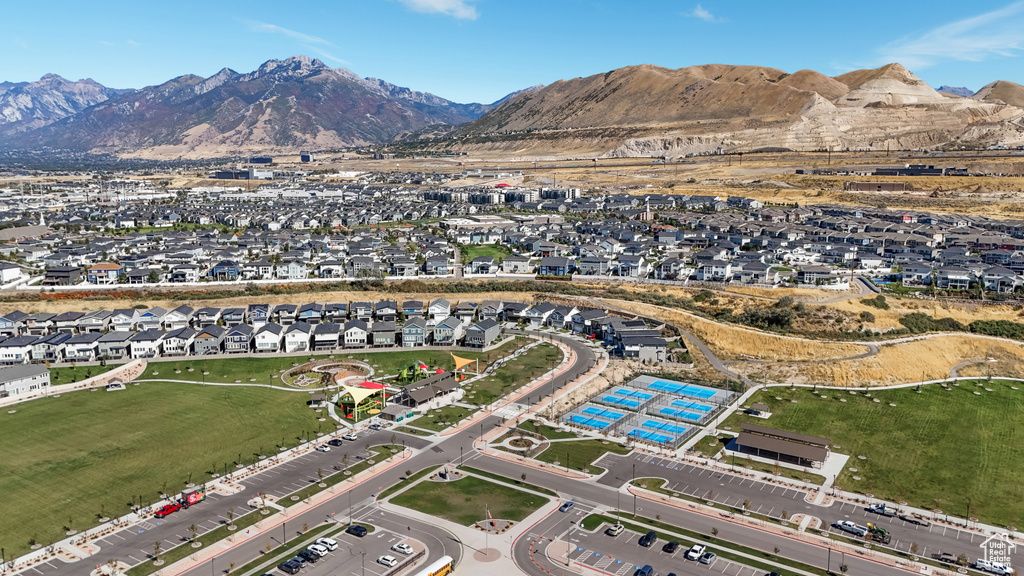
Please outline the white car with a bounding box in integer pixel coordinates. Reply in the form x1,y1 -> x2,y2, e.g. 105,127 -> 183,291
976,560 -> 1014,576
315,537 -> 338,551
378,555 -> 398,567
342,433 -> 358,441
392,542 -> 414,555
606,524 -> 624,536
307,544 -> 329,558
315,444 -> 331,452
686,544 -> 706,560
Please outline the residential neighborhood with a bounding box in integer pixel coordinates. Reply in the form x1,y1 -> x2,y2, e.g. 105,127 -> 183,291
2,176 -> 1024,295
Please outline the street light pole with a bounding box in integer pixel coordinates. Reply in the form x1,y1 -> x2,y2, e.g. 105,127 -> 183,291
632,463 -> 637,516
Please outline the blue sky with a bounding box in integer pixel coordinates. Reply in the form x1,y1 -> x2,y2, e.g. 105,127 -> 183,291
3,0 -> 1024,103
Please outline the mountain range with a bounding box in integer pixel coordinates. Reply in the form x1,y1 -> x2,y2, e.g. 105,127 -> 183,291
0,56 -> 538,158
2,56 -> 1023,159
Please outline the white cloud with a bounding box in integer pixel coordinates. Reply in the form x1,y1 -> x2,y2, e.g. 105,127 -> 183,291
249,22 -> 349,65
398,0 -> 478,20
97,40 -> 114,47
877,1 -> 1024,69
691,4 -> 717,22
126,39 -> 140,47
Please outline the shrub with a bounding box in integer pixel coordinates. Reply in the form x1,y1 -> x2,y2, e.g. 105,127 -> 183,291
859,311 -> 876,323
898,312 -> 966,334
862,295 -> 890,310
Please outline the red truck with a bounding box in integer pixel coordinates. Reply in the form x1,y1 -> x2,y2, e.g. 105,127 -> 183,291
154,503 -> 182,518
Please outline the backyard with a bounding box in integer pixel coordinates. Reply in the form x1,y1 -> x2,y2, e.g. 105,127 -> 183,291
461,244 -> 513,263
721,381 -> 1024,527
0,382 -> 323,558
389,475 -> 547,525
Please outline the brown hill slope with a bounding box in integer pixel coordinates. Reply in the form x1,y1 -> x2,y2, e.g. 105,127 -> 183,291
455,62 -> 1024,157
973,80 -> 1024,107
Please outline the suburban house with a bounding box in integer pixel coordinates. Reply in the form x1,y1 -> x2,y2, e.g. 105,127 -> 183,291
621,336 -> 668,363
501,256 -> 532,274
465,319 -> 501,347
163,305 -> 195,331
42,266 -> 82,286
0,364 -> 50,399
223,324 -> 254,353
343,319 -> 369,348
32,332 -> 71,362
195,307 -> 222,328
402,317 -> 428,347
525,302 -> 556,328
427,299 -> 450,326
283,322 -> 312,353
193,325 -> 227,355
0,336 -> 36,364
432,316 -> 465,346
129,329 -> 165,358
64,332 -> 102,361
86,262 -> 124,284
371,321 -> 397,347
538,257 -> 572,276
161,327 -> 195,356
254,323 -> 284,353
97,331 -> 132,360
313,322 -> 342,350
109,309 -> 139,332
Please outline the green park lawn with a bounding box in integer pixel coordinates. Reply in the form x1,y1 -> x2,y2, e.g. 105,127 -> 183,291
49,363 -> 117,385
722,381 -> 1024,527
139,339 -> 526,386
533,438 -> 632,474
389,476 -> 547,525
412,405 -> 479,432
0,382 -> 323,558
463,343 -> 562,405
461,244 -> 513,263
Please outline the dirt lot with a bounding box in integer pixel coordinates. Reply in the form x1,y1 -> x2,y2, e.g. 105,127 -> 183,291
828,295 -> 1024,331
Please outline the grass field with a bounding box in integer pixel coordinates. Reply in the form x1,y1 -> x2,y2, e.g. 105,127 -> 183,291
412,405 -> 479,432
50,363 -> 116,385
389,476 -> 547,525
140,339 -> 525,385
465,343 -> 562,405
722,382 -> 1024,526
461,244 -> 513,263
534,438 -> 631,474
0,382 -> 322,558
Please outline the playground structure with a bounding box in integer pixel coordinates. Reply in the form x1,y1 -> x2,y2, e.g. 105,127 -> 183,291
334,380 -> 388,422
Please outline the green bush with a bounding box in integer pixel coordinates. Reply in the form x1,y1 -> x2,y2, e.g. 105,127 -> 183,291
859,311 -> 876,323
898,312 -> 966,334
969,319 -> 1024,340
862,295 -> 890,310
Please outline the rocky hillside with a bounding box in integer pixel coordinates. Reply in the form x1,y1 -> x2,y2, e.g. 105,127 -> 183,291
0,74 -> 129,136
454,63 -> 1024,157
0,56 -> 507,158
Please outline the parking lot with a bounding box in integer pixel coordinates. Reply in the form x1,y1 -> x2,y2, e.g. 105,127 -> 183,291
532,503 -> 766,576
270,525 -> 424,576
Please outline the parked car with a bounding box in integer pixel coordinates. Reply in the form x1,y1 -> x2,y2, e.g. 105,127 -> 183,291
316,537 -> 338,551
663,541 -> 680,553
327,438 -> 343,447
154,503 -> 182,518
307,544 -> 329,558
559,501 -> 575,513
935,552 -> 959,565
392,543 -> 414,555
686,544 -> 706,560
834,520 -> 868,537
700,552 -> 717,565
975,560 -> 1012,575
277,560 -> 301,574
297,549 -> 320,563
369,423 -> 382,431
346,524 -> 368,537
634,565 -> 653,576
378,555 -> 398,567
342,433 -> 358,441
638,531 -> 657,547
606,524 -> 624,536
316,444 -> 331,452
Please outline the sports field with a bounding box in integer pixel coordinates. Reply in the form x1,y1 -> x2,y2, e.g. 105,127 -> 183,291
722,381 -> 1024,527
0,382 -> 322,558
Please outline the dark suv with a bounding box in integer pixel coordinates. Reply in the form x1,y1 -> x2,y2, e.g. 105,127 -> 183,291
663,541 -> 679,553
347,524 -> 368,537
277,560 -> 301,574
298,549 -> 320,563
638,531 -> 657,547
